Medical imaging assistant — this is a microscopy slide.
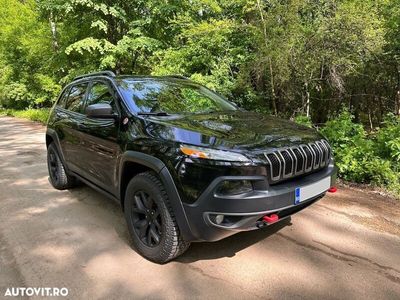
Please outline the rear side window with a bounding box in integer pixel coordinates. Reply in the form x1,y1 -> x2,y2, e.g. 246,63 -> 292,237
86,81 -> 116,112
57,87 -> 70,108
65,83 -> 88,113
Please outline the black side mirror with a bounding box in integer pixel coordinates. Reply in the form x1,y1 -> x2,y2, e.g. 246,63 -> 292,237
85,103 -> 116,119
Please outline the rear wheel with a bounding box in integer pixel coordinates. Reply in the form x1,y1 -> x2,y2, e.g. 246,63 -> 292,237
47,142 -> 76,190
124,171 -> 190,263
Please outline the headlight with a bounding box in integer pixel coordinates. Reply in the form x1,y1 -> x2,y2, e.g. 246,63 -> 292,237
180,145 -> 250,162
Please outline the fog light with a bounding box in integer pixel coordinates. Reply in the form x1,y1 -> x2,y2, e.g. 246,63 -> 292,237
215,214 -> 224,224
216,180 -> 253,195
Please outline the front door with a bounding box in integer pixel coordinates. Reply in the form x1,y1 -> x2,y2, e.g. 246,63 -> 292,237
78,80 -> 121,194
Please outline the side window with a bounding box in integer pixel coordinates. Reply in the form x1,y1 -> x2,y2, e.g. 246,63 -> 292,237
57,87 -> 70,108
65,83 -> 88,113
86,81 -> 116,112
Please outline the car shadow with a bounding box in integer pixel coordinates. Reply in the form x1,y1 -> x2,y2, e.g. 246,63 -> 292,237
69,183 -> 292,263
63,181 -> 293,264
177,217 -> 292,263
113,197 -> 292,263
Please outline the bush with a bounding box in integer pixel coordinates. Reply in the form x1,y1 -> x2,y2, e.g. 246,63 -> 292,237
0,82 -> 34,109
375,114 -> 400,168
0,77 -> 60,110
294,115 -> 313,127
320,109 -> 400,196
0,108 -> 50,124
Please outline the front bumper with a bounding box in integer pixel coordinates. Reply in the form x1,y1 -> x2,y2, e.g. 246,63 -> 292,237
182,163 -> 337,241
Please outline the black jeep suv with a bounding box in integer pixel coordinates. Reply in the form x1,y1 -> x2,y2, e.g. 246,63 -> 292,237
46,71 -> 336,263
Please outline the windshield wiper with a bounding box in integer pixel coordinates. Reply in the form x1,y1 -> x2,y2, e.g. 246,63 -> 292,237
138,112 -> 169,116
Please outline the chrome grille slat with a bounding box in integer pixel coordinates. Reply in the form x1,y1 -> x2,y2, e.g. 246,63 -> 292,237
314,143 -> 323,167
301,145 -> 313,172
308,144 -> 317,169
265,152 -> 282,181
310,143 -> 321,169
322,140 -> 331,164
264,139 -> 331,183
280,149 -> 294,178
316,141 -> 327,167
291,147 -> 305,175
276,151 -> 286,178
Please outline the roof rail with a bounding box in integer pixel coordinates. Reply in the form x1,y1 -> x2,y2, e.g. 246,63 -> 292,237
73,71 -> 116,81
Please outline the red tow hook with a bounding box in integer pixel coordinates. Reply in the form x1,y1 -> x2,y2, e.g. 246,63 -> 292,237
328,186 -> 337,193
263,214 -> 279,224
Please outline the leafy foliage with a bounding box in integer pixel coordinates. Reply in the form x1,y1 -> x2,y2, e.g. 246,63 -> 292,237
1,0 -> 399,117
293,115 -> 313,128
320,110 -> 400,195
0,0 -> 57,109
1,0 -> 400,195
0,108 -> 50,124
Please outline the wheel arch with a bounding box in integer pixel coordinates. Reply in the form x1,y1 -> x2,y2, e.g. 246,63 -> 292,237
119,151 -> 194,241
46,128 -> 68,169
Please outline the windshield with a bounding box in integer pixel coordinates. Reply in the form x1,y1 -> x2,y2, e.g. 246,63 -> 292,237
118,79 -> 238,114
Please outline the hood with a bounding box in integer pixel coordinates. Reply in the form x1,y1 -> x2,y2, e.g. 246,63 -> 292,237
144,111 -> 323,152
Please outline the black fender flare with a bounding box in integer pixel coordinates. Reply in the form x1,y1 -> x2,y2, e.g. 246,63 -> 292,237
119,151 -> 194,241
46,128 -> 69,171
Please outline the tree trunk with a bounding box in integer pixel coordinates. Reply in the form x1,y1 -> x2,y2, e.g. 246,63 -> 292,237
49,11 -> 59,51
269,58 -> 278,115
396,64 -> 400,116
368,108 -> 373,130
305,82 -> 310,117
256,0 -> 277,115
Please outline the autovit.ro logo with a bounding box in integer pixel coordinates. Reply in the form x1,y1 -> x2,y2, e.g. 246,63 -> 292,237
4,287 -> 69,297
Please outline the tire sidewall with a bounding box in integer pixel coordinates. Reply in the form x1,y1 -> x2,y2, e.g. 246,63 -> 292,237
47,142 -> 74,189
47,143 -> 62,187
124,173 -> 173,261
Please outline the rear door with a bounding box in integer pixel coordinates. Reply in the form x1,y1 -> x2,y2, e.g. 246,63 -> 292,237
78,79 -> 121,194
59,81 -> 90,172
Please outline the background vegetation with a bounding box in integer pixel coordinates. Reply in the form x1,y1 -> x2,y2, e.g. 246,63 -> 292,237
0,0 -> 399,195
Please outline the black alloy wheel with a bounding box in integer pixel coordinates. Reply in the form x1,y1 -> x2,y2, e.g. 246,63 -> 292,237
124,172 -> 190,263
131,190 -> 162,247
47,142 -> 76,190
48,149 -> 59,182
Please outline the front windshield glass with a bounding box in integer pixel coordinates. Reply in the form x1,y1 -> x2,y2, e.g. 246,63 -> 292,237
118,79 -> 237,114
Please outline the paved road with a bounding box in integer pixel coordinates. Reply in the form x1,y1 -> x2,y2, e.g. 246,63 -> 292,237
0,116 -> 399,300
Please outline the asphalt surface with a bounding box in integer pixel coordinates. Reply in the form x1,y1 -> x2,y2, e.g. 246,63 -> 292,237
0,116 -> 399,300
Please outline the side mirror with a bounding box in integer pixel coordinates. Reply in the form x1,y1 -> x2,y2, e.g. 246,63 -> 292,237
85,103 -> 116,119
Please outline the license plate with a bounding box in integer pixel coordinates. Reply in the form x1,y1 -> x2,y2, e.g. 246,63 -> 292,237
295,177 -> 331,204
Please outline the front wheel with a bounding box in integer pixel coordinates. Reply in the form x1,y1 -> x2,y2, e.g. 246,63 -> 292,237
124,172 -> 190,263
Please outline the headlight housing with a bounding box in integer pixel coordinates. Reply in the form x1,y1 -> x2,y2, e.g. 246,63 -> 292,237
180,144 -> 250,162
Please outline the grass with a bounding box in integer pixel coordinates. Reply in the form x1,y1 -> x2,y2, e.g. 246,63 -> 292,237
0,108 -> 50,124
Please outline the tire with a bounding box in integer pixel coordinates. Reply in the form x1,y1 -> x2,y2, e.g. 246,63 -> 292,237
124,171 -> 190,263
47,142 -> 76,190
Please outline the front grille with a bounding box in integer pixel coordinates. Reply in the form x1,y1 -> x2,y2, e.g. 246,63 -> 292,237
264,139 -> 332,183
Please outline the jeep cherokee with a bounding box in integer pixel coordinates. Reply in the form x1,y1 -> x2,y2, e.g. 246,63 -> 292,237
46,71 -> 337,263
